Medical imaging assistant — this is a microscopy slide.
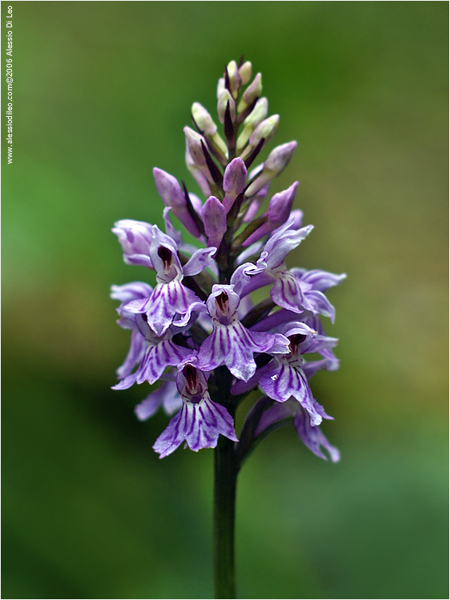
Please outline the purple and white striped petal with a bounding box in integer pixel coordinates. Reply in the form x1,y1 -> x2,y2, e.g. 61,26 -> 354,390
140,280 -> 201,336
183,246 -> 217,276
112,333 -> 193,389
153,362 -> 238,458
269,266 -> 310,314
133,339 -> 194,385
198,285 -> 289,381
257,222 -> 314,271
258,361 -> 323,425
291,268 -> 347,292
116,330 -> 146,379
153,397 -> 238,458
294,406 -> 340,462
135,380 -> 183,421
111,281 -> 153,306
197,322 -> 268,381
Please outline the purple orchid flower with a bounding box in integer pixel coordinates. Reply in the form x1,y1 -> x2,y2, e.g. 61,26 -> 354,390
232,322 -> 337,426
111,309 -> 194,390
153,359 -> 238,458
123,225 -> 215,336
232,217 -> 345,320
197,284 -> 289,382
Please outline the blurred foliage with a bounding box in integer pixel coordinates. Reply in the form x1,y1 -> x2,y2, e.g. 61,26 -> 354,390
2,2 -> 448,599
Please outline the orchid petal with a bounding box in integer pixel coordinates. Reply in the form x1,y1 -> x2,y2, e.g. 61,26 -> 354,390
183,246 -> 217,276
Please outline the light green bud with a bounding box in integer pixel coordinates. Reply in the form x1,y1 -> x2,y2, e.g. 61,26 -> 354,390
217,77 -> 225,99
236,97 -> 268,152
217,89 -> 236,124
192,102 -> 228,159
240,115 -> 279,160
226,60 -> 241,96
192,102 -> 217,137
238,73 -> 262,113
238,61 -> 252,85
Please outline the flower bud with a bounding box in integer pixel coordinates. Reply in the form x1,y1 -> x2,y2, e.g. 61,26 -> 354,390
243,182 -> 299,246
265,140 -> 297,172
240,114 -> 279,160
242,184 -> 271,222
192,102 -> 217,137
238,73 -> 262,113
185,145 -> 212,197
184,126 -> 207,168
238,61 -> 252,85
184,126 -> 224,189
217,89 -> 236,124
236,97 -> 268,153
153,167 -> 202,238
192,102 -> 228,157
217,77 -> 225,99
245,141 -> 297,197
222,158 -> 247,213
201,195 -> 227,249
226,60 -> 241,96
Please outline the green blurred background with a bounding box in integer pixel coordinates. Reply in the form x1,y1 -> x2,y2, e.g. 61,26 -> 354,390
2,2 -> 448,598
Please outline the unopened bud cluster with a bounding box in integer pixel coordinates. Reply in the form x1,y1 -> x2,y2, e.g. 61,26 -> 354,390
112,59 -> 345,463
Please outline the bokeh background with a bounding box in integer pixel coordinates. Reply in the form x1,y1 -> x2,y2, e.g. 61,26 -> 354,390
2,2 -> 448,599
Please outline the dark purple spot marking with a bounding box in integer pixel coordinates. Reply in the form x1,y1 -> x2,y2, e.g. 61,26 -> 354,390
216,291 -> 229,313
183,364 -> 198,389
157,245 -> 173,270
288,334 -> 306,354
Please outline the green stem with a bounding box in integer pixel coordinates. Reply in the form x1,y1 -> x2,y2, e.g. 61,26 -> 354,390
214,433 -> 238,599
